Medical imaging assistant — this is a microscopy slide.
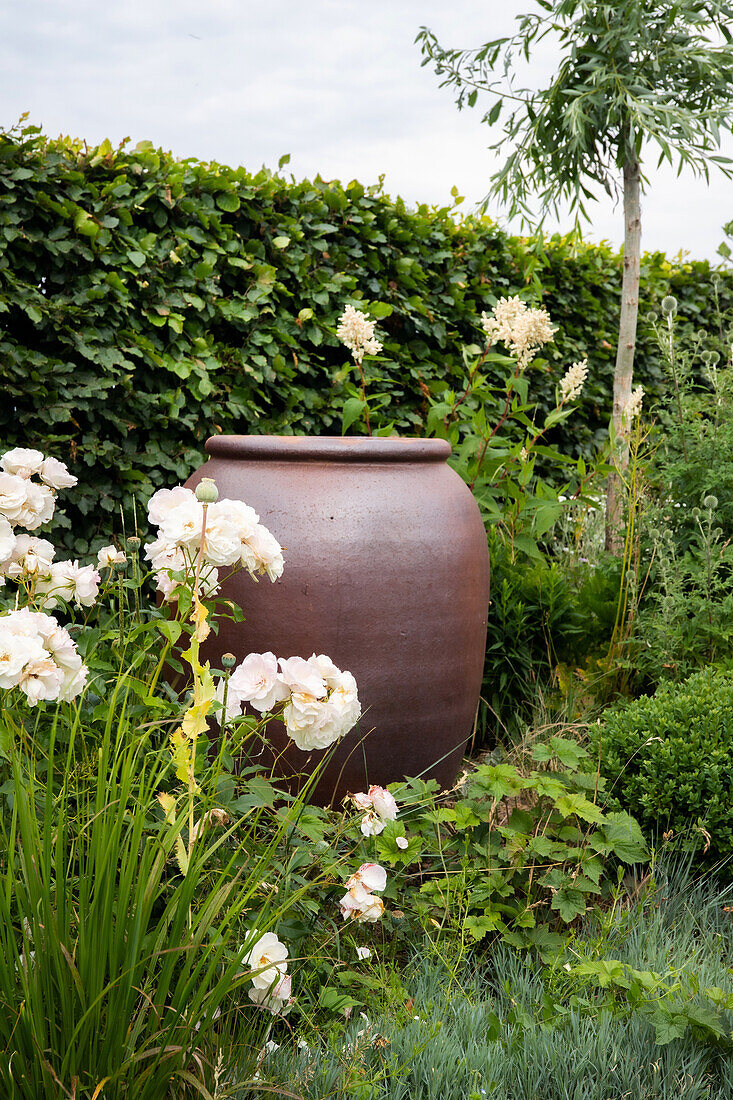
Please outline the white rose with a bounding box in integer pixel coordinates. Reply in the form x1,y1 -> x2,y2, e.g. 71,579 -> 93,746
283,694 -> 344,752
1,448 -> 45,479
220,498 -> 259,541
242,523 -> 284,581
328,670 -> 361,735
147,485 -> 195,528
37,617 -> 81,671
359,810 -> 385,838
307,653 -> 343,689
97,544 -> 126,568
17,482 -> 55,530
278,656 -> 327,698
0,517 -> 16,565
245,932 -> 289,991
214,677 -> 245,723
202,507 -> 242,567
38,456 -> 77,489
17,657 -> 65,706
159,496 -> 205,548
0,618 -> 46,688
229,652 -> 289,713
144,537 -> 186,573
58,663 -> 88,703
0,473 -> 30,525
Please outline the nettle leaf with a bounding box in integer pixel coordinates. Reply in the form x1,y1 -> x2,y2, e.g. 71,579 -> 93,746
469,763 -> 530,800
554,793 -> 605,825
551,886 -> 587,922
464,912 -> 505,941
595,812 -> 649,864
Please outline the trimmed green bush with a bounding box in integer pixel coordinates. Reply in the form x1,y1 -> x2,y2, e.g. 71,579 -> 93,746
2,121 -> 733,556
595,666 -> 733,864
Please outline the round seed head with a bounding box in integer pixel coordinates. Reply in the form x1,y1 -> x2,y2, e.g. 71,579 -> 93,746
195,478 -> 219,504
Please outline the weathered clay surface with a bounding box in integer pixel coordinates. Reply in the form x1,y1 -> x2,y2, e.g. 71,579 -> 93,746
186,436 -> 489,804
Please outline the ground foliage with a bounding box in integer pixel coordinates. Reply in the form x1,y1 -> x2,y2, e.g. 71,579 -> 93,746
2,120 -> 733,556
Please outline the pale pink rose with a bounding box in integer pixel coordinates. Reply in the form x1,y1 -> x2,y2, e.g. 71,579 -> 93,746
229,652 -> 289,713
347,863 -> 387,893
245,931 -> 289,990
37,617 -> 80,671
147,485 -> 195,527
0,473 -> 30,525
17,658 -> 65,706
0,617 -> 46,688
339,882 -> 385,923
278,656 -> 327,698
17,482 -> 55,530
154,569 -> 181,603
242,523 -> 284,581
5,535 -> 55,579
351,791 -> 373,812
248,974 -> 293,1015
97,544 -> 126,569
154,561 -> 219,603
1,448 -> 45,479
368,785 -> 398,823
38,456 -> 77,489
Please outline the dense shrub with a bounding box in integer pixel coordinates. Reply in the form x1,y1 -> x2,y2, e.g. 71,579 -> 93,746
483,536 -> 620,740
2,121 -> 733,557
595,666 -> 733,865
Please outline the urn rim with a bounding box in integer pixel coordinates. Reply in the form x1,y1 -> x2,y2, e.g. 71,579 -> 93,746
205,434 -> 452,464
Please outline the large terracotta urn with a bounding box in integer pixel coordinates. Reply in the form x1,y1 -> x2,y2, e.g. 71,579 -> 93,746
186,436 -> 489,804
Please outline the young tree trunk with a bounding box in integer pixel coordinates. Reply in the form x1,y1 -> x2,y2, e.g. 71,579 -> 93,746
605,153 -> 642,554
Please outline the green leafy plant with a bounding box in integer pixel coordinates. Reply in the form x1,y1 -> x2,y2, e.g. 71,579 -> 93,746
389,738 -> 647,957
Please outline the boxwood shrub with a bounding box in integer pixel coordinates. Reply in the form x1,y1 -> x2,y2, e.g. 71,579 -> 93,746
595,666 -> 733,866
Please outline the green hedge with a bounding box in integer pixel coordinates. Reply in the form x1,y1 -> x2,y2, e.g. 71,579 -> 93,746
1,121 -> 732,554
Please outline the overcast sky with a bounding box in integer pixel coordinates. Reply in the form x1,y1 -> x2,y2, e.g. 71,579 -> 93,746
3,0 -> 733,262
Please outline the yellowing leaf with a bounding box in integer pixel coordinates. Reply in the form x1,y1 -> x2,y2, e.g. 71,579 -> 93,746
157,791 -> 176,823
191,595 -> 211,642
170,726 -> 197,789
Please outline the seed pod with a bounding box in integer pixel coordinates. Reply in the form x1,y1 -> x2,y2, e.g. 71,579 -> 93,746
195,478 -> 219,504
